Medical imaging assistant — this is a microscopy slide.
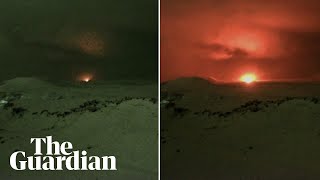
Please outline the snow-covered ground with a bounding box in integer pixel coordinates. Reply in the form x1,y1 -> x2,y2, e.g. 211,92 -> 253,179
161,77 -> 320,179
0,78 -> 158,180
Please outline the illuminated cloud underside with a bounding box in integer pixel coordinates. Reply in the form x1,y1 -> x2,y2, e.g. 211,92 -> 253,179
161,0 -> 320,82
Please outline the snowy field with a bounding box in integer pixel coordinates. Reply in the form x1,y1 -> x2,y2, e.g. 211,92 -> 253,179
161,77 -> 320,179
0,78 -> 158,180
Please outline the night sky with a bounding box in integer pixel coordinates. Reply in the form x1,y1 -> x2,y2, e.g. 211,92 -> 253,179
161,0 -> 320,82
0,0 -> 158,82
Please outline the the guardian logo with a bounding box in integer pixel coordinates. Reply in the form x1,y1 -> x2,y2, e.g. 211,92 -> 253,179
10,136 -> 117,171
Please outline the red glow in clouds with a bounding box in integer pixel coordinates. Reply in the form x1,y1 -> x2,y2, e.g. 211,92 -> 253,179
161,0 -> 320,83
207,26 -> 279,59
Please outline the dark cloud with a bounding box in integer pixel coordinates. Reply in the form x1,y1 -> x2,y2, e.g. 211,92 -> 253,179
196,42 -> 248,61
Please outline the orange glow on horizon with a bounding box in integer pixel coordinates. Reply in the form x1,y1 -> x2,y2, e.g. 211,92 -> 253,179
83,78 -> 90,82
240,73 -> 257,84
78,73 -> 93,83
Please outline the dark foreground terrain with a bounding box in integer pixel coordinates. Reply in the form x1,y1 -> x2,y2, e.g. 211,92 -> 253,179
161,77 -> 320,180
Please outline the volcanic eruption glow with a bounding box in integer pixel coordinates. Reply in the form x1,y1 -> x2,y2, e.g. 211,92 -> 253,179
78,73 -> 94,83
161,0 -> 320,83
240,73 -> 257,84
83,78 -> 91,82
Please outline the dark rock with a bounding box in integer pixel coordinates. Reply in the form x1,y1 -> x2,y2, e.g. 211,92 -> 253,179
4,102 -> 14,109
40,110 -> 49,114
174,107 -> 190,116
12,107 -> 27,117
204,126 -> 217,130
165,102 -> 175,109
150,98 -> 157,104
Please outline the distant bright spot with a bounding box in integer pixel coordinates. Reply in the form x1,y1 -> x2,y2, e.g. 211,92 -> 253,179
83,78 -> 90,82
240,73 -> 257,84
78,73 -> 93,83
